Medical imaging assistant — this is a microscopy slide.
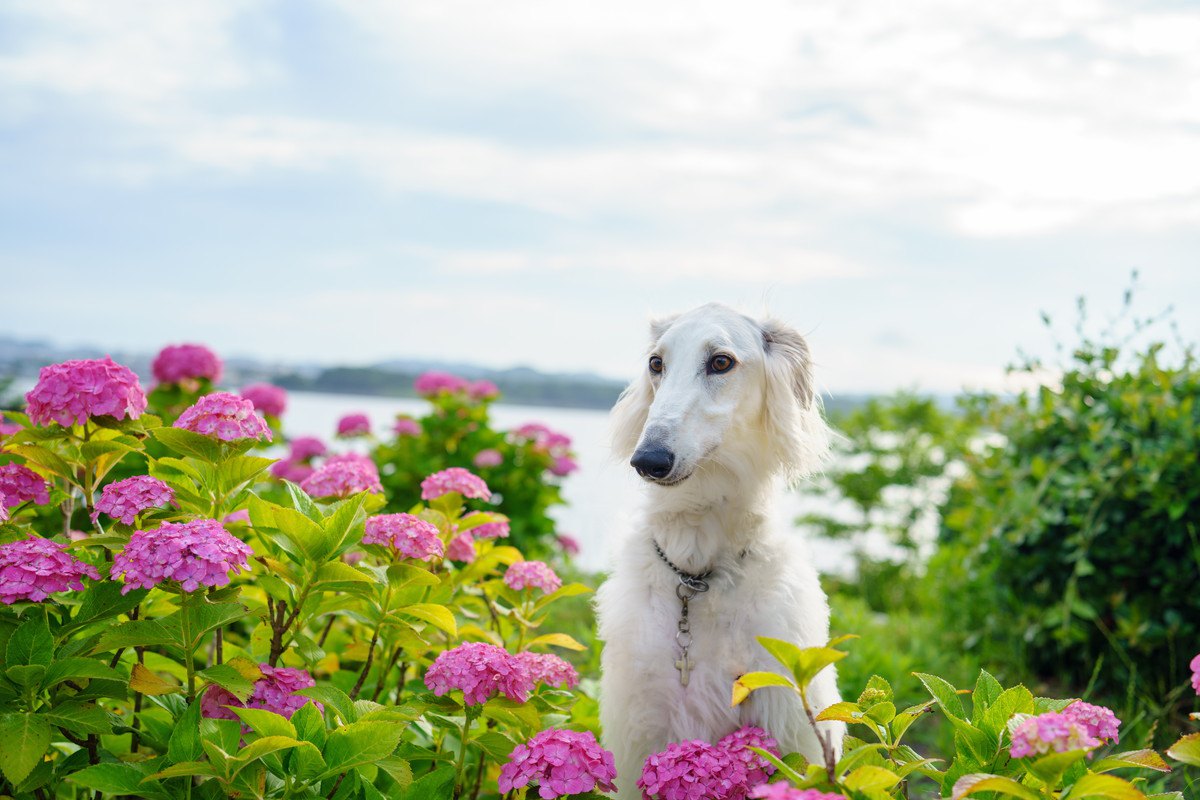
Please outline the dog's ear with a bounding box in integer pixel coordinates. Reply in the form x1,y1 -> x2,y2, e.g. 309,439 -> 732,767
760,317 -> 829,479
610,317 -> 670,459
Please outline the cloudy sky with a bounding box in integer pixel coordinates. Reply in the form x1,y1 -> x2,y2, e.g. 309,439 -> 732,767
1,0 -> 1197,394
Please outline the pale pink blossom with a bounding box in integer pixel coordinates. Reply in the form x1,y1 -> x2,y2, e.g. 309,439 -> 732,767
424,642 -> 534,706
505,561 -> 562,594
421,467 -> 490,501
473,448 -> 503,468
336,413 -> 371,437
240,383 -> 288,417
0,537 -> 100,604
498,729 -> 616,798
174,392 -> 272,442
25,357 -> 147,427
152,343 -> 223,385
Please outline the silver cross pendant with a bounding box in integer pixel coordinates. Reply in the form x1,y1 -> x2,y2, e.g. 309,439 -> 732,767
675,655 -> 695,686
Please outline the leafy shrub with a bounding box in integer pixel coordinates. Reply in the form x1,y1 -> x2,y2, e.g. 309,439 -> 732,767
934,312 -> 1200,719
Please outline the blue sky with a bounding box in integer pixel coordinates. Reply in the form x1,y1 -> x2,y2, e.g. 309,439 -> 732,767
1,1 -> 1197,394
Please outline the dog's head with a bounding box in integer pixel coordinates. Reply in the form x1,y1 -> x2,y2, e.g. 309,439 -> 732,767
610,303 -> 830,487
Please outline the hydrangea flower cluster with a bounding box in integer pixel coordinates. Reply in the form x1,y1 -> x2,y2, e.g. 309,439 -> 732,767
362,513 -> 444,561
516,652 -> 580,690
504,561 -> 562,594
447,532 -> 477,563
717,727 -> 779,788
421,467 -> 491,501
111,519 -> 253,594
1062,701 -> 1121,743
175,393 -> 272,442
414,371 -> 469,397
0,537 -> 100,604
498,729 -> 617,799
152,343 -> 223,385
299,456 -> 383,498
469,379 -> 500,400
240,383 -> 288,418
393,416 -> 422,437
1008,711 -> 1102,758
473,448 -> 503,468
1191,653 -> 1200,695
25,357 -> 147,427
462,512 -> 510,539
513,423 -> 573,455
270,436 -> 327,483
424,642 -> 536,706
336,413 -> 371,437
0,463 -> 50,508
93,475 -> 174,525
223,509 -> 251,525
550,455 -> 579,477
638,739 -> 748,800
749,788 -> 846,800
201,664 -> 319,721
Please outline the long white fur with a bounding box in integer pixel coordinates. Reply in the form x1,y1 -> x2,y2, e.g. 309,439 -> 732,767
596,303 -> 845,798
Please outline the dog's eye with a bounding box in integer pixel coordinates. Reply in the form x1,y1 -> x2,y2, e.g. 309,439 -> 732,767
708,354 -> 735,374
648,355 -> 664,374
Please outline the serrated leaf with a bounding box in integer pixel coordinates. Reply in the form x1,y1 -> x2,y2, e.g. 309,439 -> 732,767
130,663 -> 180,696
233,707 -> 297,739
817,701 -> 864,724
0,712 -> 51,785
68,762 -> 161,796
318,721 -> 405,779
397,603 -> 457,636
297,685 -> 356,724
41,701 -> 114,735
915,672 -> 966,720
843,764 -> 900,792
199,663 -> 255,702
168,698 -> 205,763
63,583 -> 148,634
525,632 -> 586,651
42,657 -> 124,688
1092,749 -> 1170,774
1166,733 -> 1200,767
96,619 -> 178,652
7,615 -> 54,667
731,671 -> 795,706
1063,773 -> 1147,800
152,427 -> 224,462
952,773 -> 1042,800
972,670 -> 1003,723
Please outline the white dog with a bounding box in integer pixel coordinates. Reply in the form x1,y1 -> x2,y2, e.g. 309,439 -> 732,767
596,303 -> 845,797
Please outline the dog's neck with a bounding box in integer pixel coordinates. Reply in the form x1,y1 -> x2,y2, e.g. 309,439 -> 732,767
641,463 -> 778,575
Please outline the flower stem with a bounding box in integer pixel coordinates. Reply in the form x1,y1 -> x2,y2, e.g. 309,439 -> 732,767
453,706 -> 479,799
179,589 -> 196,702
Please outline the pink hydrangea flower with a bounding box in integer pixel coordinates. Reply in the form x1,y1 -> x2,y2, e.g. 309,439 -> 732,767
514,423 -> 573,455
175,392 -> 272,442
152,343 -> 223,385
463,512 -> 510,539
110,519 -> 253,594
1062,701 -> 1120,744
421,467 -> 491,501
718,727 -> 780,788
240,383 -> 287,418
0,413 -> 21,437
300,458 -> 382,498
557,534 -> 581,556
414,371 -> 469,397
0,537 -> 100,604
0,463 -> 50,508
447,532 -> 476,563
270,460 -> 314,483
363,513 -> 444,561
336,413 -> 371,437
424,642 -> 535,706
25,357 -> 147,427
468,380 -> 500,400
393,416 -> 422,437
473,448 -> 503,468
498,729 -> 617,798
549,455 -> 579,477
638,739 -> 748,800
288,437 -> 327,461
93,475 -> 174,525
505,561 -> 562,594
749,788 -> 846,800
515,652 -> 580,690
1008,712 -> 1101,759
201,664 -> 319,721
1191,653 -> 1200,695
223,509 -> 251,525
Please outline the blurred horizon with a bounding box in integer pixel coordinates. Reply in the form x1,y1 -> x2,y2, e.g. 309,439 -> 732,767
2,1 -> 1198,394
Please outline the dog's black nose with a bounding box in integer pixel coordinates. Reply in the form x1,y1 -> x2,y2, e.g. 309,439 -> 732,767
631,446 -> 675,480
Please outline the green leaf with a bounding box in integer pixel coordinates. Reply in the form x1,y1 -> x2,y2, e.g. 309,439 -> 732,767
7,614 -> 54,667
152,427 -> 224,461
864,701 -> 896,725
318,720 -> 405,779
396,603 -> 457,636
817,701 -> 865,724
130,663 -> 181,696
216,455 -> 274,492
42,657 -> 124,688
181,601 -> 247,650
41,701 -> 114,736
747,746 -> 808,785
731,671 -> 795,706
952,773 -> 1042,800
399,764 -> 455,800
249,495 -> 327,560
6,665 -> 46,689
232,735 -> 314,773
96,619 -> 178,651
376,756 -> 414,791
891,700 -> 936,742
1063,773 -> 1147,800
843,764 -> 900,792
147,761 -> 219,781
1166,733 -> 1200,767
0,712 -> 51,785
63,584 -> 147,635
474,731 -> 518,761
1027,749 -> 1088,786
168,698 -> 205,764
297,685 -> 357,724
971,670 -> 1003,723
291,701 -> 327,748
915,672 -> 966,720
1092,749 -> 1171,774
233,707 -> 297,739
7,443 -> 75,479
980,685 -> 1035,738
199,663 -> 256,702
70,763 -> 166,797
